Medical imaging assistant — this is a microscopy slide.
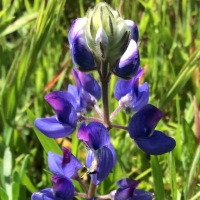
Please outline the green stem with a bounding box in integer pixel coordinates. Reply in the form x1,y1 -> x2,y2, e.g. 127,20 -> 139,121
100,60 -> 111,127
88,180 -> 96,199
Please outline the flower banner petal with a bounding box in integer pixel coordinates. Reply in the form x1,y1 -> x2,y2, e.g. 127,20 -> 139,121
52,176 -> 74,200
128,104 -> 163,139
72,69 -> 101,100
45,92 -> 77,126
116,178 -> 139,189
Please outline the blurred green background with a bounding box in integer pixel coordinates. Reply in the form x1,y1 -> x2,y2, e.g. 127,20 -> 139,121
0,0 -> 200,199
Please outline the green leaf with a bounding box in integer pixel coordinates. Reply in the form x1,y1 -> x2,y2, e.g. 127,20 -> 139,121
22,174 -> 37,193
161,46 -> 200,107
168,151 -> 178,200
19,154 -> 29,182
151,155 -> 166,200
27,109 -> 62,155
0,187 -> 8,200
3,147 -> 12,200
185,144 -> 200,199
0,13 -> 38,37
12,172 -> 20,200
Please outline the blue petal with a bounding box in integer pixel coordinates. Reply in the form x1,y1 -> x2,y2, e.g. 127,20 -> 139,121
114,68 -> 144,101
113,40 -> 140,79
78,122 -> 110,150
114,188 -> 135,200
128,104 -> 163,139
45,92 -> 78,126
131,82 -> 149,112
116,178 -> 139,189
87,147 -> 114,185
68,84 -> 86,112
114,188 -> 154,200
72,69 -> 101,100
124,20 -> 139,43
114,79 -> 134,100
86,150 -> 94,169
71,29 -> 95,70
45,91 -> 77,110
133,189 -> 154,200
68,17 -> 87,46
31,188 -> 59,200
135,130 -> 176,155
34,116 -> 76,138
48,148 -> 83,178
48,152 -> 64,176
52,176 -> 74,200
107,142 -> 117,168
61,147 -> 83,179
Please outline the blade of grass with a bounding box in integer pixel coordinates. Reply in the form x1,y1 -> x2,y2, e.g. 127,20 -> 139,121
151,155 -> 166,200
184,144 -> 200,199
168,151 -> 177,200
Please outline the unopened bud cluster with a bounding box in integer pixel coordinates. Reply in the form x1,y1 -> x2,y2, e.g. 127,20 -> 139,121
69,2 -> 140,79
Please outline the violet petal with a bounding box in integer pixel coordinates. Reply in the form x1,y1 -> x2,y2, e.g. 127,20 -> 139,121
87,147 -> 114,185
45,92 -> 77,126
124,20 -> 139,42
52,176 -> 74,200
31,188 -> 59,200
68,17 -> 87,46
135,130 -> 176,155
72,69 -> 101,100
71,29 -> 95,70
34,116 -> 76,138
128,104 -> 163,139
116,178 -> 139,189
114,40 -> 140,79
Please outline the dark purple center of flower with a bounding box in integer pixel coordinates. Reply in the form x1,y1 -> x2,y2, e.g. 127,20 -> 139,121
62,147 -> 71,166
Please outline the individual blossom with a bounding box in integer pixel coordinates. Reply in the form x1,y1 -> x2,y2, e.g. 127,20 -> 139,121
114,68 -> 149,113
128,104 -> 176,155
32,147 -> 82,200
72,69 -> 101,112
34,91 -> 78,138
77,121 -> 116,185
68,17 -> 95,71
113,39 -> 140,79
48,147 -> 83,179
114,178 -> 154,200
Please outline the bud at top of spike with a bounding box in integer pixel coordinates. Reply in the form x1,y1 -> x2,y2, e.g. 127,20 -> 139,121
85,2 -> 130,63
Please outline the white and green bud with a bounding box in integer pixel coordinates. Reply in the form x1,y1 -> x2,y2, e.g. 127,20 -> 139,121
85,2 -> 130,65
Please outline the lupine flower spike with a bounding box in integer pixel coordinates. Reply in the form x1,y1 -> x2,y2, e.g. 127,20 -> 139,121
33,2 -> 176,199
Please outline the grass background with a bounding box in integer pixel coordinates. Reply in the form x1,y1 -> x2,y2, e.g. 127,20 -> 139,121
0,0 -> 200,199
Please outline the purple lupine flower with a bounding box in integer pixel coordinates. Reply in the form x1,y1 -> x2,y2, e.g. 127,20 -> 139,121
113,39 -> 140,79
124,20 -> 139,43
68,17 -> 95,71
31,177 -> 74,200
31,147 -> 81,200
114,68 -> 149,113
114,178 -> 154,200
72,69 -> 101,112
68,84 -> 87,113
34,91 -> 78,138
128,104 -> 176,155
48,147 -> 83,179
77,122 -> 116,185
